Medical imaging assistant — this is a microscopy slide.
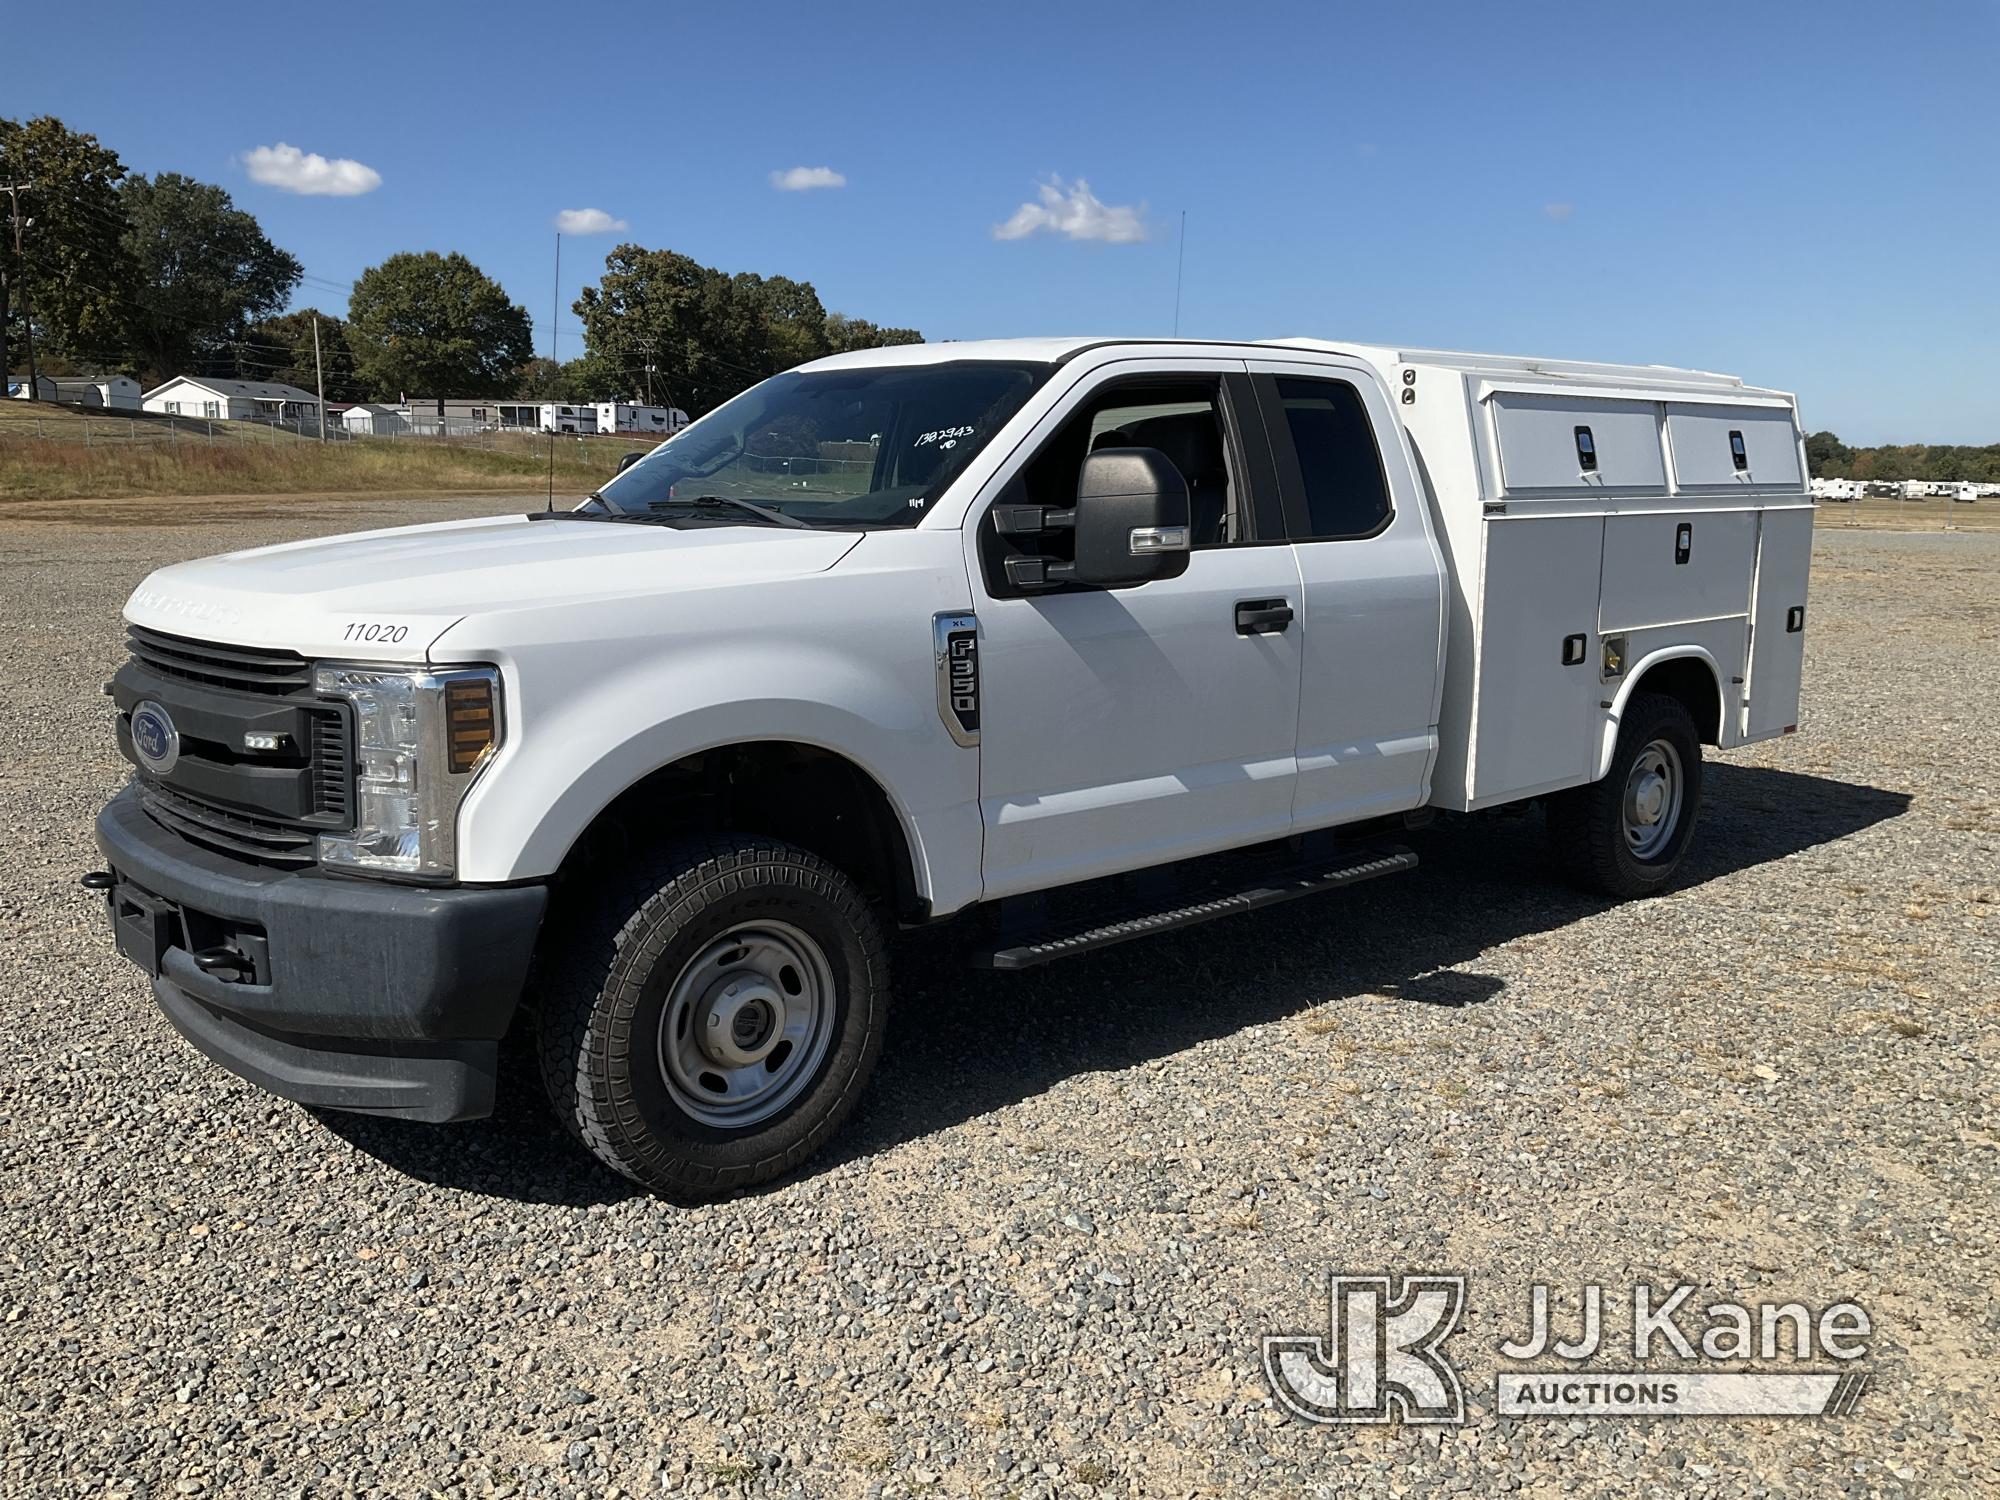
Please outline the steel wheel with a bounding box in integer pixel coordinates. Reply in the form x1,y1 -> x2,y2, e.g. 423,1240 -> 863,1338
656,920 -> 835,1129
1621,739 -> 1684,861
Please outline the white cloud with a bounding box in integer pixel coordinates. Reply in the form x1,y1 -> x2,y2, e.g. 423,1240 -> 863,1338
992,177 -> 1147,244
770,166 -> 847,192
1544,201 -> 1576,222
554,207 -> 629,234
243,143 -> 381,197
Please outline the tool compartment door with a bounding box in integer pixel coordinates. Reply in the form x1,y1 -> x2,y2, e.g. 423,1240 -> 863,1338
1599,510 -> 1759,628
1745,506 -> 1813,739
1470,514 -> 1606,805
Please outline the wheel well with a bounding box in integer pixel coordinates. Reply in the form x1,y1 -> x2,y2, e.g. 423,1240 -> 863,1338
556,743 -> 927,921
1629,656 -> 1722,744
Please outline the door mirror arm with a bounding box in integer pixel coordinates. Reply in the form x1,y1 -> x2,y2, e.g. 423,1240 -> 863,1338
989,447 -> 1191,593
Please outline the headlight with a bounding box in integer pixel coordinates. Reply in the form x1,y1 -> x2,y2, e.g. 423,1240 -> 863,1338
312,664 -> 502,880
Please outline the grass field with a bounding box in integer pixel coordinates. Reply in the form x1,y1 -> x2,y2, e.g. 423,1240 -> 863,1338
1816,496 -> 2000,531
0,402 -> 653,501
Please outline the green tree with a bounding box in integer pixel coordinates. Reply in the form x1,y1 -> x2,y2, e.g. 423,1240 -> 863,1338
347,251 -> 534,401
119,173 -> 301,383
242,307 -> 353,395
1803,430 -> 1853,479
513,356 -> 572,401
574,246 -> 743,415
0,115 -> 133,377
824,312 -> 924,355
574,245 -> 925,415
752,274 -> 832,371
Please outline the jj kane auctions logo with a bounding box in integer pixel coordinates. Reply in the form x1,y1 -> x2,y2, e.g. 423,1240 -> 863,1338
1264,1275 -> 1873,1423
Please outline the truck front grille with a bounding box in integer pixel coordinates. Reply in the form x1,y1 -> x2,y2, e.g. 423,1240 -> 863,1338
310,710 -> 352,819
139,784 -> 321,868
127,625 -> 314,696
121,627 -> 353,868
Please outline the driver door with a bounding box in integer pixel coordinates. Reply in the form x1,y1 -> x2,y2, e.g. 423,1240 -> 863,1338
968,359 -> 1306,899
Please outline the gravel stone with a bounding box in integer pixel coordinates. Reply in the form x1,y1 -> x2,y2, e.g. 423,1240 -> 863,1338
0,497 -> 1993,1497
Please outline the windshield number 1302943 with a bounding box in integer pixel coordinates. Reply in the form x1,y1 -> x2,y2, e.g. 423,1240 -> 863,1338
342,621 -> 410,644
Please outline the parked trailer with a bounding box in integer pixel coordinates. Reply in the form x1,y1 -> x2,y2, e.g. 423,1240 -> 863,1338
537,403 -> 598,435
592,401 -> 690,435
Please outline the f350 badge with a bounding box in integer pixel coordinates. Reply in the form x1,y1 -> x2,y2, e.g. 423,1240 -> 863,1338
932,613 -> 979,748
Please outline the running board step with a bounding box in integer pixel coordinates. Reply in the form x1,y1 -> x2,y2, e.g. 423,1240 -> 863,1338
976,845 -> 1418,971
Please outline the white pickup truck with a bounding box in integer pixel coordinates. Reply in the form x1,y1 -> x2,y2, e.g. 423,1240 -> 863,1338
91,337 -> 1813,1197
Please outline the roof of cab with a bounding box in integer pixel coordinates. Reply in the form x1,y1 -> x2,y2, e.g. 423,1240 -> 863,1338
797,335 -> 1783,400
798,337 -> 1111,371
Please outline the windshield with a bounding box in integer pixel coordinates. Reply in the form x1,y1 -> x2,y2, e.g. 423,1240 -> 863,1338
589,360 -> 1049,528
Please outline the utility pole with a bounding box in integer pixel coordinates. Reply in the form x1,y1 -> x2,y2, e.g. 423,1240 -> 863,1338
312,315 -> 327,441
639,336 -> 657,406
3,181 -> 38,398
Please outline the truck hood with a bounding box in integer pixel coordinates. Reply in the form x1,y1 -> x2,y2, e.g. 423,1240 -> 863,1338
123,512 -> 864,660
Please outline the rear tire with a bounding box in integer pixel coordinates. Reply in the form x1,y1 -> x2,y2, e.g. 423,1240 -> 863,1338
534,834 -> 889,1199
1547,692 -> 1703,899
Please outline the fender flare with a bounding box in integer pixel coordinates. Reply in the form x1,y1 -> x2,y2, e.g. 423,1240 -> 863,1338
504,707 -> 944,900
1593,646 -> 1726,781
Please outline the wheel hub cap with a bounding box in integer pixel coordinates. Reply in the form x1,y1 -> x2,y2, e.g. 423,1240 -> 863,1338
656,920 -> 835,1129
1621,740 -> 1684,861
697,978 -> 783,1068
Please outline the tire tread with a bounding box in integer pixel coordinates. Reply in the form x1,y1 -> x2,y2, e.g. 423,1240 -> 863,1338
533,834 -> 888,1199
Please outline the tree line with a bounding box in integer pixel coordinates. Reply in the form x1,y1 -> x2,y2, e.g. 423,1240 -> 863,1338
1806,431 -> 2000,484
2,115 -> 920,415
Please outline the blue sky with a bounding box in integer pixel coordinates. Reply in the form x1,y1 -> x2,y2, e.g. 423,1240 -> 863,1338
13,2 -> 1997,442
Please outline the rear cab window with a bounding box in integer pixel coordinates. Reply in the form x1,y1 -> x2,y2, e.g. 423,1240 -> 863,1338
1263,376 -> 1393,540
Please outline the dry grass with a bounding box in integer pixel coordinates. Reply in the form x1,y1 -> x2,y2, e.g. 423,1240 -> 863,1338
1817,497 -> 2000,532
0,404 -> 652,501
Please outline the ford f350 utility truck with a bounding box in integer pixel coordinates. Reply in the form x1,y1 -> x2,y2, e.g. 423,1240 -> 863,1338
91,337 -> 1813,1197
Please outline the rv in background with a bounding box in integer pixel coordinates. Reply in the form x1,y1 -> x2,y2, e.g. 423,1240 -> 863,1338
594,401 -> 691,436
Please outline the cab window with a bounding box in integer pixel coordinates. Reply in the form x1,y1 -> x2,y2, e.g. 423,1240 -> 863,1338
1020,380 -> 1241,547
1271,376 -> 1392,540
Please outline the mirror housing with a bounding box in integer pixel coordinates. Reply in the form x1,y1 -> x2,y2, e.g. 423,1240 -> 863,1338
616,451 -> 644,473
1068,447 -> 1192,587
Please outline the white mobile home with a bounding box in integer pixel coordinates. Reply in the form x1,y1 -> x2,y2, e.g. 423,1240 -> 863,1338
402,399 -> 506,435
143,377 -> 319,426
592,401 -> 690,435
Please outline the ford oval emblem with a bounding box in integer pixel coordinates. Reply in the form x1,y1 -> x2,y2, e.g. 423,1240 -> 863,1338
130,700 -> 180,776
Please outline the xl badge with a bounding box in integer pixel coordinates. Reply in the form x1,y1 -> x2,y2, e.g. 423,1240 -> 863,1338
130,700 -> 181,775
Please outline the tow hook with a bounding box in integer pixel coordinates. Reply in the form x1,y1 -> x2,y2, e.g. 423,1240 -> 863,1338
80,871 -> 114,891
191,948 -> 253,982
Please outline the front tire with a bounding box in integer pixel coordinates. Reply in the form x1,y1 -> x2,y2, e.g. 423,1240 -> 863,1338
1547,692 -> 1703,899
535,835 -> 889,1199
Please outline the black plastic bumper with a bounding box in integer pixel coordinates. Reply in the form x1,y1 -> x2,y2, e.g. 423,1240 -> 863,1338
94,784 -> 548,1122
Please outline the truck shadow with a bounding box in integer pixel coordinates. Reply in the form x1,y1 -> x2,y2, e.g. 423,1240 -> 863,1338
316,762 -> 1909,1206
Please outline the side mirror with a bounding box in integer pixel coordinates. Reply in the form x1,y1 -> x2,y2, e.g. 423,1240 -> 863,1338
1068,447 -> 1191,587
616,451 -> 644,473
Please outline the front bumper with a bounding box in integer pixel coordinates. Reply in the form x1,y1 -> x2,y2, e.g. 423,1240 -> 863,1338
94,784 -> 547,1122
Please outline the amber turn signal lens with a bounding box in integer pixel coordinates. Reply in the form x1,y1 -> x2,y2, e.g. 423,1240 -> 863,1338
444,677 -> 496,773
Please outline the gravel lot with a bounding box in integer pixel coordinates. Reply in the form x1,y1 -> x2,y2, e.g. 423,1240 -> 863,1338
1,497 -> 1994,1499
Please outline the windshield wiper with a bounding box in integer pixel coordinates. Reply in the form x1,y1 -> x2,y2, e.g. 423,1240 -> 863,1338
526,507 -> 674,525
650,494 -> 812,529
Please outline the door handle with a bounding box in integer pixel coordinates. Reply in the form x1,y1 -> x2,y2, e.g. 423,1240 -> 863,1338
1235,599 -> 1294,635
